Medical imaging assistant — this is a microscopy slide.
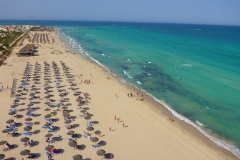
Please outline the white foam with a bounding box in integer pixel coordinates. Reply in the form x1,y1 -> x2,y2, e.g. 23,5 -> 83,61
119,78 -> 127,83
137,81 -> 142,84
182,64 -> 193,67
196,120 -> 204,126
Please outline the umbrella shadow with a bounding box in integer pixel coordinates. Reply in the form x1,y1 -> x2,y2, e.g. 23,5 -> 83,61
12,144 -> 18,149
75,134 -> 82,139
34,153 -> 41,159
15,123 -> 23,127
98,141 -> 107,146
94,130 -> 101,135
33,130 -> 41,134
72,124 -> 80,128
36,101 -> 41,104
68,110 -> 73,113
84,158 -> 92,160
34,121 -> 40,125
33,141 -> 39,147
80,144 -> 86,150
20,103 -> 26,105
83,107 -> 89,111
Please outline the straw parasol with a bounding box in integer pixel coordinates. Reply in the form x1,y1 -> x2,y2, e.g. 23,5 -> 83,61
24,126 -> 32,131
45,133 -> 53,137
6,119 -> 14,124
20,137 -> 30,142
90,137 -> 99,143
25,118 -> 32,121
65,120 -> 72,124
62,106 -> 68,110
96,149 -> 106,156
0,141 -> 7,148
68,140 -> 77,147
2,129 -> 10,133
44,123 -> 52,127
44,108 -> 51,111
86,127 -> 94,132
67,131 -> 75,135
8,112 -> 16,116
45,114 -> 51,118
84,116 -> 91,120
80,110 -> 86,113
20,149 -> 30,155
0,154 -> 5,159
45,145 -> 54,150
72,154 -> 83,160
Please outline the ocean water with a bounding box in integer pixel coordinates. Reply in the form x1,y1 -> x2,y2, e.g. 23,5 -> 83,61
1,20 -> 240,157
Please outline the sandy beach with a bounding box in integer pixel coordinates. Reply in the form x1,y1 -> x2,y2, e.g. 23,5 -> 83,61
0,30 -> 237,160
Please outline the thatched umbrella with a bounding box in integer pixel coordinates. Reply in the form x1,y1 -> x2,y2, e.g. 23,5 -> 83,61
20,137 -> 30,142
8,112 -> 16,117
44,114 -> 51,118
72,154 -> 83,160
67,131 -> 75,135
62,106 -> 68,110
68,140 -> 77,147
6,119 -> 14,124
45,133 -> 53,137
65,120 -> 72,124
84,116 -> 91,122
90,137 -> 99,143
2,129 -> 10,133
0,154 -> 5,159
45,145 -> 54,150
96,149 -> 106,156
44,123 -> 51,127
0,141 -> 7,148
25,118 -> 32,121
44,108 -> 51,112
20,149 -> 30,155
86,127 -> 94,132
24,126 -> 32,131
80,110 -> 86,113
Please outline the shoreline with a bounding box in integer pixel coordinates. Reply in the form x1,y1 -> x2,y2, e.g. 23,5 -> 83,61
57,31 -> 239,159
72,49 -> 238,160
0,29 -> 237,159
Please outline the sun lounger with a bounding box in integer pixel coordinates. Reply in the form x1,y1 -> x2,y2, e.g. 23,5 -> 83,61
23,132 -> 32,136
48,129 -> 57,133
25,122 -> 33,126
49,149 -> 62,154
92,144 -> 101,149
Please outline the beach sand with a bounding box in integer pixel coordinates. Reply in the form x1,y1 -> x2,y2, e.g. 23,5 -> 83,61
0,31 -> 237,160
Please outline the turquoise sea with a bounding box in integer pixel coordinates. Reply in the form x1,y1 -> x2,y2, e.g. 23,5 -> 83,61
1,20 -> 240,157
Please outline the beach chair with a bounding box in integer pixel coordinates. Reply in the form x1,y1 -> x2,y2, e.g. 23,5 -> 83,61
50,149 -> 62,155
42,126 -> 49,129
25,122 -> 33,126
92,144 -> 100,149
23,132 -> 32,136
48,129 -> 57,133
26,113 -> 34,117
23,141 -> 29,147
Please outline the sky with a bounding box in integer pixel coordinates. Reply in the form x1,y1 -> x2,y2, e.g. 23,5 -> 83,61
0,0 -> 240,26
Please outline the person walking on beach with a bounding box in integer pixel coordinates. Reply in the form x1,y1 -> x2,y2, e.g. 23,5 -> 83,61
123,123 -> 125,128
117,118 -> 120,123
114,115 -> 116,120
98,132 -> 101,137
109,127 -> 111,132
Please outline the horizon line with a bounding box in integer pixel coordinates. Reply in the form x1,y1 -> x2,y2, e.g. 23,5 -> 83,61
0,19 -> 239,27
